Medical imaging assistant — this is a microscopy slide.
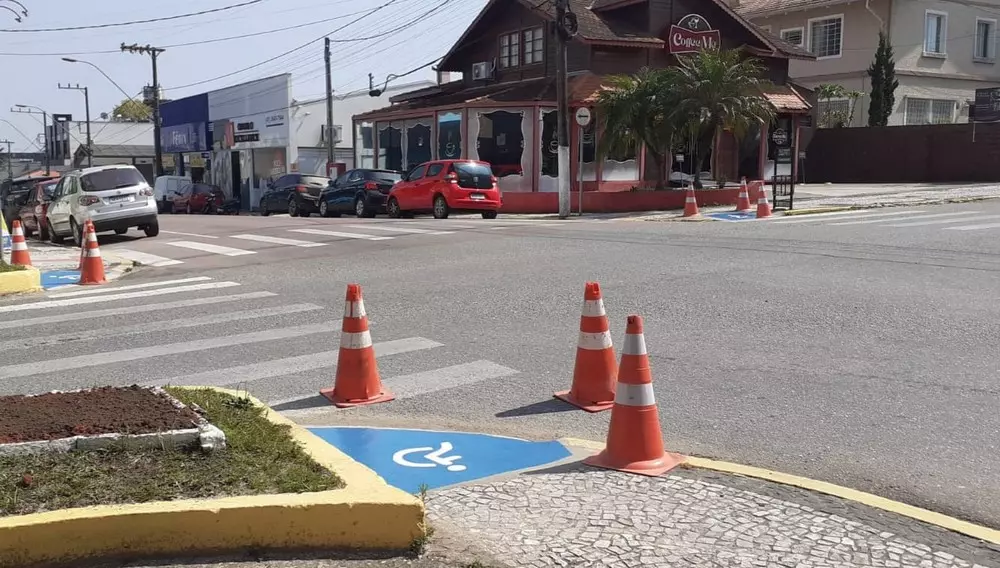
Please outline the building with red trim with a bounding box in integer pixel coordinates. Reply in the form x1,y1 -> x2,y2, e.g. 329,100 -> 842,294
353,0 -> 815,199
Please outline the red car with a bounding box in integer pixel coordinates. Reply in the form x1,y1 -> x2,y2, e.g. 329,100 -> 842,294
16,179 -> 60,241
386,160 -> 502,220
169,183 -> 219,214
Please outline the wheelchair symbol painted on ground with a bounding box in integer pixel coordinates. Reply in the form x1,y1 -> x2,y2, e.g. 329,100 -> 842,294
392,441 -> 467,472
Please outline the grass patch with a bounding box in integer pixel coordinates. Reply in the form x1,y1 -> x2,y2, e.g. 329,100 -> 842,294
0,261 -> 26,273
0,387 -> 343,516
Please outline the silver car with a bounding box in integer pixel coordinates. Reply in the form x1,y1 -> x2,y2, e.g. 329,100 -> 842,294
45,165 -> 159,245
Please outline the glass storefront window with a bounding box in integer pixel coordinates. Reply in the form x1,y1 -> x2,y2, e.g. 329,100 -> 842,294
475,110 -> 524,178
602,136 -> 638,181
437,111 -> 462,160
539,110 -> 558,192
377,122 -> 403,172
355,121 -> 374,169
404,119 -> 432,170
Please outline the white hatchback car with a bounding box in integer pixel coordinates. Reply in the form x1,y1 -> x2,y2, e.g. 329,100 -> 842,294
46,165 -> 159,245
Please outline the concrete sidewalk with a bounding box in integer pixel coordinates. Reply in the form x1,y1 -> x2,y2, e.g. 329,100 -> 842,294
17,240 -> 135,290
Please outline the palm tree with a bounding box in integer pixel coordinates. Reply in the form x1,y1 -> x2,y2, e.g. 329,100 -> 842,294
595,68 -> 680,189
668,47 -> 776,188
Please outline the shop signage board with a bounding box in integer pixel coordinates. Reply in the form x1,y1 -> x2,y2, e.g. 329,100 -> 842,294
161,122 -> 208,153
973,87 -> 1000,123
668,14 -> 721,54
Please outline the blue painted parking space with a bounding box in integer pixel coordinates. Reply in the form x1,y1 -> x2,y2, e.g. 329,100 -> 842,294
40,270 -> 81,289
706,211 -> 759,222
308,426 -> 572,493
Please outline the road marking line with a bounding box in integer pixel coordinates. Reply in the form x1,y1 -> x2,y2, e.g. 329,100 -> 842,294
0,291 -> 277,330
829,211 -> 980,226
0,304 -> 323,351
943,222 -> 1000,231
0,322 -> 337,380
111,249 -> 185,267
148,336 -> 444,387
0,282 -> 241,313
389,360 -> 519,399
344,224 -> 454,235
885,214 -> 1000,227
289,229 -> 394,241
229,234 -> 328,247
46,276 -> 212,298
396,221 -> 478,229
773,210 -> 926,224
164,240 -> 257,256
161,230 -> 220,239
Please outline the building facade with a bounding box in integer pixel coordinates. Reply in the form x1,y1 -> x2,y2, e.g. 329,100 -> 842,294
45,118 -> 155,167
160,93 -> 213,183
736,0 -> 1000,126
353,0 -> 814,194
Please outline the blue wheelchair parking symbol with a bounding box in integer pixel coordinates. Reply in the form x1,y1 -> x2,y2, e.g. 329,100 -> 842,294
707,211 -> 759,222
308,427 -> 572,493
41,270 -> 81,289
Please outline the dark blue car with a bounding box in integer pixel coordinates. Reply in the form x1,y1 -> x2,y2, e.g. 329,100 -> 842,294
318,168 -> 402,218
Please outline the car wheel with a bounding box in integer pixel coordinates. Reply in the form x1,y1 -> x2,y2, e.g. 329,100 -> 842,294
144,218 -> 159,238
47,219 -> 63,244
114,228 -> 128,235
482,211 -> 499,220
259,200 -> 270,216
38,218 -> 50,242
21,218 -> 33,238
319,201 -> 330,218
386,198 -> 401,219
288,199 -> 299,217
433,195 -> 450,219
355,198 -> 370,218
70,219 -> 83,247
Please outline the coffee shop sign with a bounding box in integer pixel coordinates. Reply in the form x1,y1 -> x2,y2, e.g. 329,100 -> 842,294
668,14 -> 721,54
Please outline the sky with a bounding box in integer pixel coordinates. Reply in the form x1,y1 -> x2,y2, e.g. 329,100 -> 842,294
0,0 -> 486,152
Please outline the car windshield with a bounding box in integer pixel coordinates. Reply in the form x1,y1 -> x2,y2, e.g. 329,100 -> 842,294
301,176 -> 331,188
40,182 -> 57,197
366,170 -> 402,183
452,162 -> 494,189
80,168 -> 147,192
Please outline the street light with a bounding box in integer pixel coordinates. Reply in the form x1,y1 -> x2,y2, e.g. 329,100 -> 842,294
61,58 -> 136,102
12,104 -> 49,174
57,81 -> 93,167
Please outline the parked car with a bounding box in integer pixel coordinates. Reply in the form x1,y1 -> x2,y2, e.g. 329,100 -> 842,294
386,160 -> 501,220
2,174 -> 60,231
207,187 -> 240,215
259,173 -> 331,217
152,175 -> 190,213
318,168 -> 402,218
15,179 -> 59,240
168,182 -> 219,214
45,164 -> 159,245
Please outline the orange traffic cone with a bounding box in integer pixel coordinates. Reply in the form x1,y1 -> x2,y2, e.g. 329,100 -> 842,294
9,220 -> 33,267
584,315 -> 684,476
79,221 -> 107,285
734,178 -> 752,212
320,284 -> 395,408
77,219 -> 94,270
554,282 -> 617,412
755,183 -> 772,219
682,184 -> 699,217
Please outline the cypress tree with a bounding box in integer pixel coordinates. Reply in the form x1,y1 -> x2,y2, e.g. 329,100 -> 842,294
867,30 -> 899,127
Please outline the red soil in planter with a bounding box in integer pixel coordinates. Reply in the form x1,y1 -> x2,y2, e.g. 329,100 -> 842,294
0,386 -> 200,444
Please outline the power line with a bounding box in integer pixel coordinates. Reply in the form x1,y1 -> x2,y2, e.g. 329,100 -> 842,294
165,0 -> 404,92
0,0 -> 266,33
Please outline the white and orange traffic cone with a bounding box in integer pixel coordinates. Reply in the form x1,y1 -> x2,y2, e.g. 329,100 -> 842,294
584,315 -> 684,477
320,283 -> 395,408
734,178 -> 752,212
755,183 -> 772,219
77,219 -> 94,270
9,220 -> 33,267
79,222 -> 107,285
682,184 -> 700,218
555,281 -> 617,412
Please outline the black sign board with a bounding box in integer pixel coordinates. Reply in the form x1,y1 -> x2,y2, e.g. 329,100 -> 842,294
770,127 -> 790,147
973,87 -> 1000,123
776,147 -> 793,164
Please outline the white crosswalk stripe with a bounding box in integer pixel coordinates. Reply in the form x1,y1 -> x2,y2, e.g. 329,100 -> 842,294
164,240 -> 257,256
344,224 -> 454,235
829,211 -> 981,226
1,277 -> 520,408
759,208 -> 1000,233
112,249 -> 185,267
772,210 -> 926,224
884,214 -> 1000,227
229,234 -> 328,247
289,228 -> 394,241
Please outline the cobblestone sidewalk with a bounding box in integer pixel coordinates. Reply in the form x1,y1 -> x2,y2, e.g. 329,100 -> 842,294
793,185 -> 999,209
427,463 -> 1000,568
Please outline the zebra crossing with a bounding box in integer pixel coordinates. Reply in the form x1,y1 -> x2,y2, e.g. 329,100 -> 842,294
0,276 -> 521,410
765,208 -> 1000,232
106,218 -> 593,269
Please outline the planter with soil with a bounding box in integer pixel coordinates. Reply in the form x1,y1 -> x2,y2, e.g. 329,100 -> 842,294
0,385 -> 225,457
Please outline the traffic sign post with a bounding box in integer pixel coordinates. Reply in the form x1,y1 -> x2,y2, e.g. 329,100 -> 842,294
769,127 -> 796,210
574,108 -> 591,216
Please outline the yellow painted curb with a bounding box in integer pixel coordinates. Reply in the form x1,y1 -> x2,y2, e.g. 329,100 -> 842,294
0,266 -> 42,296
0,387 -> 424,568
558,438 -> 999,545
781,206 -> 855,216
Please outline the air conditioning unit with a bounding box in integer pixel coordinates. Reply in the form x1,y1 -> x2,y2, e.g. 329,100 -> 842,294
320,124 -> 343,144
471,61 -> 493,81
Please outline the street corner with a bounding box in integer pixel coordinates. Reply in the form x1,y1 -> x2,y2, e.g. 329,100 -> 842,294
0,265 -> 42,296
780,206 -> 856,217
307,426 -> 574,494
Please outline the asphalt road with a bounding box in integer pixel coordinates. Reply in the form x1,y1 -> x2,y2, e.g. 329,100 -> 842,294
2,200 -> 999,529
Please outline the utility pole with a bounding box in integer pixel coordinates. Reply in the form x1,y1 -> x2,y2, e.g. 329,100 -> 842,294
10,106 -> 49,174
324,37 -> 335,176
59,83 -> 92,167
554,0 -> 578,219
120,43 -> 166,177
0,140 -> 13,181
